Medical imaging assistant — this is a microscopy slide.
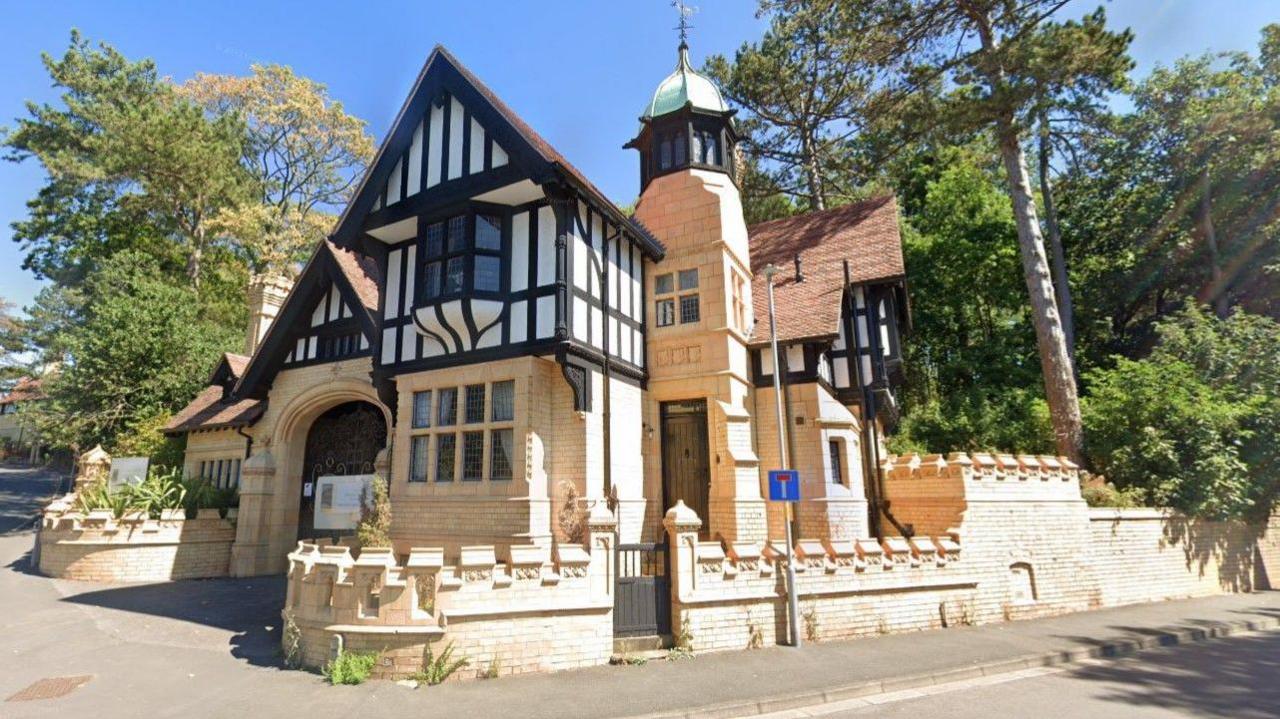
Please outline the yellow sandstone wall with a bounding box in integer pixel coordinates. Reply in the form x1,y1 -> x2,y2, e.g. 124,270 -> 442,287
39,501 -> 235,582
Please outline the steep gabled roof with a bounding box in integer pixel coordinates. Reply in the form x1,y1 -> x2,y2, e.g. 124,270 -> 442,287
747,195 -> 905,345
330,45 -> 663,259
231,239 -> 380,399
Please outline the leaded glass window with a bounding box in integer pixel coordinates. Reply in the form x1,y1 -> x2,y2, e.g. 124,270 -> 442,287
491,380 -> 514,422
437,387 -> 457,426
409,435 -> 429,482
462,431 -> 484,481
435,433 -> 456,482
490,429 -> 513,481
412,390 -> 432,429
464,384 -> 486,424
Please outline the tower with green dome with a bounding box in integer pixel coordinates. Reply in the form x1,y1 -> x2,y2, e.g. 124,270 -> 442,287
625,42 -> 740,191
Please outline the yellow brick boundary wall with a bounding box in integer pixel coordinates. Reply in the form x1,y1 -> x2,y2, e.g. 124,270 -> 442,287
38,495 -> 236,582
668,452 -> 1279,654
283,504 -> 618,679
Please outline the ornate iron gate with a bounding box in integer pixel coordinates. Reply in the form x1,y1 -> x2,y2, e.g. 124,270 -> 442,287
298,401 -> 386,541
614,542 -> 671,638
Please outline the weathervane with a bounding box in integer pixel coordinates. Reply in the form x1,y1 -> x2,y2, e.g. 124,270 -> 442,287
672,0 -> 697,45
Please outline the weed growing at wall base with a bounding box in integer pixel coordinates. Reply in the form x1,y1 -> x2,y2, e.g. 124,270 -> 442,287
322,650 -> 380,685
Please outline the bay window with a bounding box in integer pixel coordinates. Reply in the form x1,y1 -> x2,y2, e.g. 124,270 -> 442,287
417,207 -> 505,303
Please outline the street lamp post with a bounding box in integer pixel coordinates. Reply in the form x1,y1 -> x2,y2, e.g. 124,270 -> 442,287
763,263 -> 802,648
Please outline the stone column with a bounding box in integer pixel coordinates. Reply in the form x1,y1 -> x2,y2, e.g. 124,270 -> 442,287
231,449 -> 276,577
663,500 -> 703,604
74,445 -> 111,490
585,502 -> 618,597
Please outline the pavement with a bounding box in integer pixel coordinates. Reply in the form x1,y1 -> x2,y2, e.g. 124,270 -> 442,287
2,464 -> 1278,719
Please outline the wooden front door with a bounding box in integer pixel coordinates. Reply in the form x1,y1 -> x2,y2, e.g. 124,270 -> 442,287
661,399 -> 710,536
298,401 -> 387,541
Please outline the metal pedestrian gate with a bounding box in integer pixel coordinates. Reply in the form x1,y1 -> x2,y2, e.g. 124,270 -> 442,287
613,542 -> 672,638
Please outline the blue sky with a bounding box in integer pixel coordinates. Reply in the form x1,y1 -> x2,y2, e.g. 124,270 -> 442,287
1,0 -> 1275,313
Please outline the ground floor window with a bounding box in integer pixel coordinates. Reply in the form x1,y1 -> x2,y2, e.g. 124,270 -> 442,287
827,439 -> 844,485
406,379 -> 516,485
197,458 -> 241,489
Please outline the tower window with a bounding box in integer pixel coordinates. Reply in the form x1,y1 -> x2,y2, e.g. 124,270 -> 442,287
680,295 -> 700,324
673,131 -> 687,165
828,439 -> 844,485
659,137 -> 672,170
656,299 -> 676,327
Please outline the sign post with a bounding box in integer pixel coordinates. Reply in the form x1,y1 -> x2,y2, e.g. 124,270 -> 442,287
763,264 -> 802,648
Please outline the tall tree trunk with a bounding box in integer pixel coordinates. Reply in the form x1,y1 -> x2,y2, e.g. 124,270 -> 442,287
1199,167 -> 1228,318
998,123 -> 1084,463
1037,115 -> 1076,367
802,131 -> 826,211
964,3 -> 1083,462
187,229 -> 204,290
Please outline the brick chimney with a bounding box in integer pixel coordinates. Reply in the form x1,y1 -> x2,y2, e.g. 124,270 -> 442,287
244,274 -> 293,356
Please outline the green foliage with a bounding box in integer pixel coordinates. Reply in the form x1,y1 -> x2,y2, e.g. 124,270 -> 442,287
1081,481 -> 1146,509
356,475 -> 392,548
889,147 -> 1053,453
73,466 -> 237,519
30,251 -> 240,453
322,650 -> 380,686
1082,304 -> 1280,519
412,641 -> 469,685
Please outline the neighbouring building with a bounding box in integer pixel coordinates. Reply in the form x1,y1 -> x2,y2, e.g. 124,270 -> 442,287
164,41 -> 907,577
0,376 -> 46,464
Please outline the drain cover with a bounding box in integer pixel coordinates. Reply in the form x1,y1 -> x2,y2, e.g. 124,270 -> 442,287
6,675 -> 93,702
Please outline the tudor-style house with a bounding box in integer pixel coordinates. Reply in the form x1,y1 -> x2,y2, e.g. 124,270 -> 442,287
165,43 -> 908,577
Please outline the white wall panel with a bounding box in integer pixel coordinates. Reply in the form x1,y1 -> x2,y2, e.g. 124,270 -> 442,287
407,121 -> 423,196
381,327 -> 397,365
535,296 -> 555,338
427,103 -> 443,188
536,206 -> 555,286
492,142 -> 508,167
384,249 -> 402,319
469,118 -> 485,173
511,211 -> 529,292
573,296 -> 588,341
509,300 -> 527,343
402,245 -> 416,316
447,98 -> 464,180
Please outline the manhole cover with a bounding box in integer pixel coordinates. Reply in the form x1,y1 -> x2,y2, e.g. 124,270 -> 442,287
6,675 -> 93,702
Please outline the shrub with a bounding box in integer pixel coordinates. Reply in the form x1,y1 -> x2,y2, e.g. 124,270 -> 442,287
1081,480 -> 1146,509
1082,304 -> 1280,519
356,475 -> 391,548
412,641 -> 469,685
74,467 -> 237,519
322,649 -> 379,685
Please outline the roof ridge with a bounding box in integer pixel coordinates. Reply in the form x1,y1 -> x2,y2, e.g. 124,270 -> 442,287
746,193 -> 896,233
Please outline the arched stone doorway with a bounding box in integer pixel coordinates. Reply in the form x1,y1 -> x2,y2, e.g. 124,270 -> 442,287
297,400 -> 388,541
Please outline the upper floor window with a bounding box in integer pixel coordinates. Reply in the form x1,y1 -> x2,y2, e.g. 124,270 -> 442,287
654,268 -> 700,327
418,209 -> 504,303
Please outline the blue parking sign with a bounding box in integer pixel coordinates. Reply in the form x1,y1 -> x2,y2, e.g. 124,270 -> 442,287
768,470 -> 800,502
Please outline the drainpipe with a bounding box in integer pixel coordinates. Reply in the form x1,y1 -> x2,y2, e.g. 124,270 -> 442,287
235,426 -> 254,460
600,230 -> 615,504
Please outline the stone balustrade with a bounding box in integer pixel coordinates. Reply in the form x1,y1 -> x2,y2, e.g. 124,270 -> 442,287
283,503 -> 619,679
664,501 -> 977,652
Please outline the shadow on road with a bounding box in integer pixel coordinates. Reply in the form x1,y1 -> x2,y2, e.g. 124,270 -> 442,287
60,574 -> 290,668
1059,624 -> 1280,719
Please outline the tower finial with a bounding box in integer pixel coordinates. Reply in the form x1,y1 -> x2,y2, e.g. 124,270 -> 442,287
672,0 -> 697,47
